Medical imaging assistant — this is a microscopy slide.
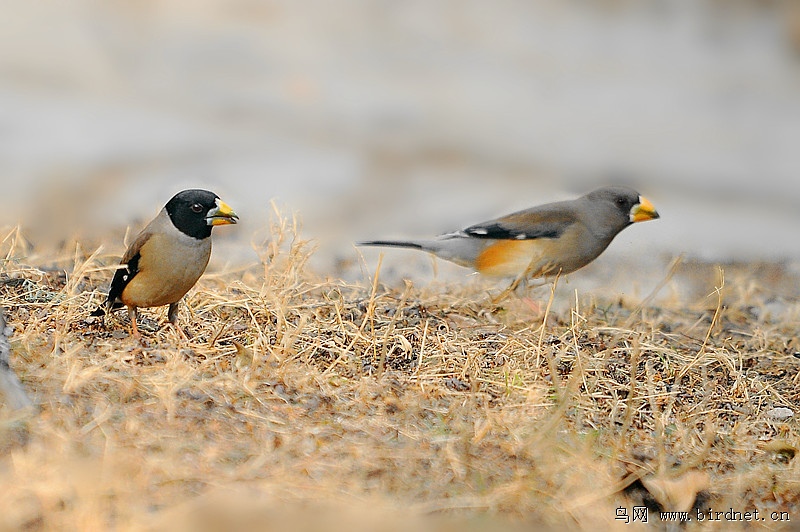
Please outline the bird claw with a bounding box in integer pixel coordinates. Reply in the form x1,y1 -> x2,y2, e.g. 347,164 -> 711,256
170,323 -> 191,342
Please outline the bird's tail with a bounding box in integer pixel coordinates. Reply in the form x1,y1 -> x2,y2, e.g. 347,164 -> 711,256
356,240 -> 428,251
357,234 -> 482,271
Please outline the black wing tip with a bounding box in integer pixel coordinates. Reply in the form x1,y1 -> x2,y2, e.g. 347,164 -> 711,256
465,224 -> 561,240
464,224 -> 509,239
90,301 -> 124,317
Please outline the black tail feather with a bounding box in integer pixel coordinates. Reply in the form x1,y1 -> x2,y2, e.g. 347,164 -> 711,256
356,240 -> 425,250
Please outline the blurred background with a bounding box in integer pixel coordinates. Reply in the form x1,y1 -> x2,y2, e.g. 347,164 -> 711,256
1,0 -> 799,291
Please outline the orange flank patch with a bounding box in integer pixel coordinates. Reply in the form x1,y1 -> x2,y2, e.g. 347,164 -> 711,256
475,239 -> 553,278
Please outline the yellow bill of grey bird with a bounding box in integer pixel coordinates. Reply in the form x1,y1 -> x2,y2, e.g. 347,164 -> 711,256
91,189 -> 238,339
358,186 -> 659,286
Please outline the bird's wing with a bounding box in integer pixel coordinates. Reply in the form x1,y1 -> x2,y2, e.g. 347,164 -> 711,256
104,231 -> 152,306
462,204 -> 578,241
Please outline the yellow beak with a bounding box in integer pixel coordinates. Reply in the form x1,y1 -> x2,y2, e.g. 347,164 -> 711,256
206,200 -> 239,226
631,196 -> 659,223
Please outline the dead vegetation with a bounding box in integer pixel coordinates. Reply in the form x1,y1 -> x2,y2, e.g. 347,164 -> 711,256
1,214 -> 799,531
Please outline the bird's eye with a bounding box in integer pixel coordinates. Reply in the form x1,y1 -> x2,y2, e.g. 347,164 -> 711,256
191,203 -> 204,213
616,198 -> 626,206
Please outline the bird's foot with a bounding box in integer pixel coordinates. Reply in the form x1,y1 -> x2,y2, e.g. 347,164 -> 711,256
170,322 -> 191,342
134,332 -> 151,347
519,296 -> 543,315
490,284 -> 519,306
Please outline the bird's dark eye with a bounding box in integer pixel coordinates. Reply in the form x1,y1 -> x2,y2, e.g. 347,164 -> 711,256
616,198 -> 626,206
191,203 -> 204,213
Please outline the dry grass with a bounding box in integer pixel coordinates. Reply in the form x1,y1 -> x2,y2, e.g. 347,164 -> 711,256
1,214 -> 799,531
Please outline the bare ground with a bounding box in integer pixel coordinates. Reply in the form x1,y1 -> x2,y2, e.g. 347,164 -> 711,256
1,217 -> 799,531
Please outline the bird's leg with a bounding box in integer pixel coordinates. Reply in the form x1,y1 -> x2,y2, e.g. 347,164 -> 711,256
492,262 -> 551,310
514,267 -> 560,314
492,274 -> 525,305
167,302 -> 179,325
516,277 -> 545,314
511,276 -> 545,313
168,302 -> 189,341
127,305 -> 141,340
492,259 -> 543,305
